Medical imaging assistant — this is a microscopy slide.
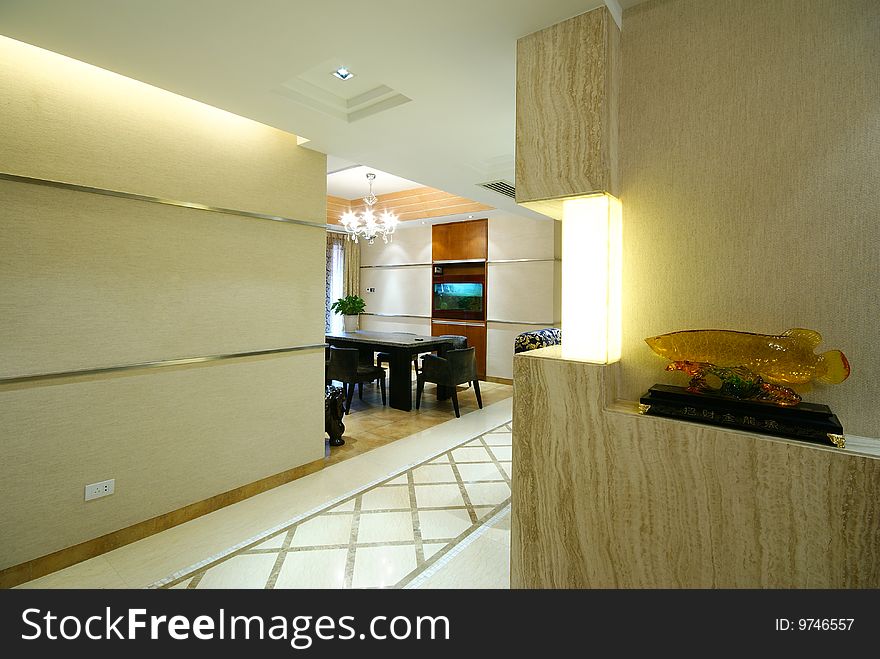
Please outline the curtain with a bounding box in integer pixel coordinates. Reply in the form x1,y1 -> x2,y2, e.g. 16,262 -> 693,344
343,235 -> 360,297
325,233 -> 346,333
326,231 -> 361,332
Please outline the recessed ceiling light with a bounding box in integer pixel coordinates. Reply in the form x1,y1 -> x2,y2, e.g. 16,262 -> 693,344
332,67 -> 354,81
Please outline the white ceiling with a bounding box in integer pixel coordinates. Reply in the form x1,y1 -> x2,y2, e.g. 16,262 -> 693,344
327,166 -> 422,199
0,0 -> 645,219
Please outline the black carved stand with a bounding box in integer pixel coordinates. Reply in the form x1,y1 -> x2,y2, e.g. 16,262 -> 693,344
639,384 -> 845,449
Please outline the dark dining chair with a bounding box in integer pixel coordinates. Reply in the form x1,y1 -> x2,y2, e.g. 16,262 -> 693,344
325,346 -> 386,412
416,347 -> 482,418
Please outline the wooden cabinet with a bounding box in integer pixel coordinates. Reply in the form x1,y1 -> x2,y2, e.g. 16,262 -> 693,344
432,219 -> 487,262
431,219 -> 487,379
515,6 -> 619,218
431,320 -> 486,381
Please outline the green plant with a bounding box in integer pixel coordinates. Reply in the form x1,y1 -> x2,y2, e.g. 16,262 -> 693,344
330,294 -> 366,316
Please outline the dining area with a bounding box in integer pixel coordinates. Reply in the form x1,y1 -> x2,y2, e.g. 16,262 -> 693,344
324,329 -> 481,415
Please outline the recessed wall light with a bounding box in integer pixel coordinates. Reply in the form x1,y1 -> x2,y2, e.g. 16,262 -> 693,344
332,67 -> 354,80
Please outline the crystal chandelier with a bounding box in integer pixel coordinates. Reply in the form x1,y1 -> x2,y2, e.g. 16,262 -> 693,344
340,172 -> 399,244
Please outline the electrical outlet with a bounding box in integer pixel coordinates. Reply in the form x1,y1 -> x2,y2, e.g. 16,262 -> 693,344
366,287 -> 376,293
85,479 -> 115,501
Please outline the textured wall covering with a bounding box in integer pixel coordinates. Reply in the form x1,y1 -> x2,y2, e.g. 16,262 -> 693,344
619,0 -> 880,436
0,37 -> 325,570
0,37 -> 325,223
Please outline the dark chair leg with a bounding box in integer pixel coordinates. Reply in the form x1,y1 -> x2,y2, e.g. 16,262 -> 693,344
379,375 -> 387,406
416,373 -> 424,410
473,380 -> 483,408
451,390 -> 460,418
358,381 -> 364,400
345,382 -> 355,413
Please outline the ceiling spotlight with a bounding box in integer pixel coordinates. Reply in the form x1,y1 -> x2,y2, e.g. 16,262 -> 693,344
332,66 -> 354,80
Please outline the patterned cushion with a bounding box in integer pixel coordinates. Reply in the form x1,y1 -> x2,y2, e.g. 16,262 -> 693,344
514,328 -> 562,354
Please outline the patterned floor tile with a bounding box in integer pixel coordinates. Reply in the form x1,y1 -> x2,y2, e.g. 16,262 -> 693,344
352,545 -> 418,589
155,422 -> 511,590
274,549 -> 348,589
290,514 -> 354,547
360,485 -> 410,511
412,463 -> 457,484
451,446 -> 494,463
357,511 -> 415,543
487,445 -> 512,461
414,483 -> 466,508
194,554 -> 277,589
463,481 -> 511,507
456,462 -> 505,482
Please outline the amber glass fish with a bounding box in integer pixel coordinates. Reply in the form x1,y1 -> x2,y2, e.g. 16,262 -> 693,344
645,328 -> 850,387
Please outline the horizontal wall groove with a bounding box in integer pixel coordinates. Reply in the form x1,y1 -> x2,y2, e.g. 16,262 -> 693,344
431,320 -> 486,327
0,172 -> 326,229
487,319 -> 560,326
0,343 -> 326,386
487,258 -> 561,264
432,258 -> 486,264
361,313 -> 431,319
359,263 -> 432,269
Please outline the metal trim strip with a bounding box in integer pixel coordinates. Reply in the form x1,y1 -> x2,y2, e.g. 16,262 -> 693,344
0,344 -> 326,385
0,172 -> 326,229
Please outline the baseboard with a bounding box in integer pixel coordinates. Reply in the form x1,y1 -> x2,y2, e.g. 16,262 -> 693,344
485,376 -> 513,386
0,457 -> 325,589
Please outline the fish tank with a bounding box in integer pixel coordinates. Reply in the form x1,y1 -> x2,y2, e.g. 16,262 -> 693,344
432,282 -> 484,320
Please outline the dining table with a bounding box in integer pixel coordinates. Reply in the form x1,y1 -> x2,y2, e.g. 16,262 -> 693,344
324,330 -> 454,411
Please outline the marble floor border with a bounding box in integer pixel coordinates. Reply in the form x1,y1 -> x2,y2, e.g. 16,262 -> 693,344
148,421 -> 511,589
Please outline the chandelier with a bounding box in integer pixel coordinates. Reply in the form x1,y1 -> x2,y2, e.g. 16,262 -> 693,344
340,172 -> 399,244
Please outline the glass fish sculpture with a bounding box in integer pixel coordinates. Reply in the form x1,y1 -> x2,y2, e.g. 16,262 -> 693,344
645,328 -> 850,407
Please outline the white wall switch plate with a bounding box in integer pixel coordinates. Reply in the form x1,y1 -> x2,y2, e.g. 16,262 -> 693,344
85,478 -> 115,501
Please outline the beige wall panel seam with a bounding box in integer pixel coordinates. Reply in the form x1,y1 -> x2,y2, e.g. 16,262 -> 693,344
0,344 -> 326,385
0,173 -> 325,229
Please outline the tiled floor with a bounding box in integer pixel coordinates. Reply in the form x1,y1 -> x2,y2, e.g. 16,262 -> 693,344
155,423 -> 512,589
18,397 -> 514,589
324,376 -> 512,466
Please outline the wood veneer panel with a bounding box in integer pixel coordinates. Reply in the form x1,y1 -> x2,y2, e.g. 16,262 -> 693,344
515,6 -> 619,204
432,219 -> 487,262
511,347 -> 880,588
326,187 -> 492,225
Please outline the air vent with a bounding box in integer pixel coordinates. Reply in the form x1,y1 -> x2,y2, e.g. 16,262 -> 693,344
477,180 -> 516,199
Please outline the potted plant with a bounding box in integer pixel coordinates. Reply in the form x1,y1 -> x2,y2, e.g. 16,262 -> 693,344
330,294 -> 366,332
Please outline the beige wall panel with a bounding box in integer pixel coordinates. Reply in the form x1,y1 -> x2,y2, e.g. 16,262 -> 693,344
487,322 -> 560,380
0,36 -> 325,223
0,181 -> 325,377
0,350 -> 325,570
487,261 -> 558,324
487,213 -> 557,261
359,225 -> 432,266
0,35 -> 326,570
359,315 -> 431,335
619,0 -> 880,436
512,350 -> 880,588
359,266 -> 431,317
